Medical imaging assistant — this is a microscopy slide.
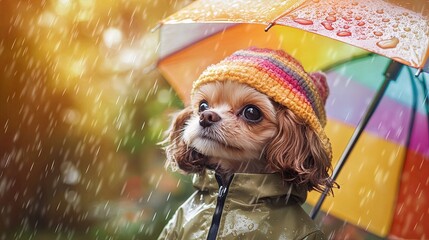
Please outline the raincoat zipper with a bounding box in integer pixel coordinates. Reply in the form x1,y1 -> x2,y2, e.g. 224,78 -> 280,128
206,174 -> 232,240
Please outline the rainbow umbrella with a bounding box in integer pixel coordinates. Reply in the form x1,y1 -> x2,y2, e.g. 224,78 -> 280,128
155,0 -> 429,239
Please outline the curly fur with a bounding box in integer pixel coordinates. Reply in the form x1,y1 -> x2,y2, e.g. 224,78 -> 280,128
264,105 -> 333,192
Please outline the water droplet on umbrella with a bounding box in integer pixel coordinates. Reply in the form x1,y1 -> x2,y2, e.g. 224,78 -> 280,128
373,31 -> 383,36
325,16 -> 336,22
355,16 -> 362,20
337,31 -> 352,37
404,27 -> 411,32
321,21 -> 334,30
382,18 -> 390,22
357,21 -> 365,26
376,9 -> 384,14
293,18 -> 313,25
376,37 -> 399,49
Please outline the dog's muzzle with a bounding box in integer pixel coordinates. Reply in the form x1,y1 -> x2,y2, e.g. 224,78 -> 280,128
199,111 -> 221,128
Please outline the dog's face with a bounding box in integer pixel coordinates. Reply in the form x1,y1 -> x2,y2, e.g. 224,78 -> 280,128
183,81 -> 277,166
164,80 -> 332,191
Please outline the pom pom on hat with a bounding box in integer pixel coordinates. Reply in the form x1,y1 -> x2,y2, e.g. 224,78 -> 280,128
310,72 -> 329,105
192,47 -> 332,159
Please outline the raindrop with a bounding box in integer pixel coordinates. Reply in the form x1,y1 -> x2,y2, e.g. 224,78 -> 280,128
373,31 -> 383,36
321,21 -> 334,30
336,31 -> 352,37
382,18 -> 390,23
376,9 -> 384,14
293,18 -> 313,25
376,37 -> 399,49
355,16 -> 362,20
404,27 -> 411,32
357,21 -> 365,26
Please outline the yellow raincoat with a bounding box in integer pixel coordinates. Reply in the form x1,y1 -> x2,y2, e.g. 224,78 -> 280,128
158,170 -> 325,240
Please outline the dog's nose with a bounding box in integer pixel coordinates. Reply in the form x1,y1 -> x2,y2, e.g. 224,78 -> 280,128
199,111 -> 221,127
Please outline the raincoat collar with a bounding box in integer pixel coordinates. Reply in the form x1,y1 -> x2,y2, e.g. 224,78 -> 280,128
192,169 -> 307,205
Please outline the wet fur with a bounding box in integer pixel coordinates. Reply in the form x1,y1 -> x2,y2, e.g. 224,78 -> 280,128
164,81 -> 333,192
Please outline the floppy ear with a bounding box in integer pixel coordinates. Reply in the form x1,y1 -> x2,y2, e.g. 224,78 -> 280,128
264,107 -> 332,192
163,106 -> 206,174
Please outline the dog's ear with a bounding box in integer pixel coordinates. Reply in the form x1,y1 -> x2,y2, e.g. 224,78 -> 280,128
163,106 -> 206,174
264,107 -> 332,192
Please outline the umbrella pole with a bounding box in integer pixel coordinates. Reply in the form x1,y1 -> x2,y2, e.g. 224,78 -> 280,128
310,60 -> 403,220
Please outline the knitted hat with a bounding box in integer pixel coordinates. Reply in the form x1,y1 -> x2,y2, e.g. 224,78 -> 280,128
192,47 -> 332,159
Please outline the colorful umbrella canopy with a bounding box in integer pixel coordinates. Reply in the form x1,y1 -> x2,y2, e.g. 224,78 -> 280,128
308,54 -> 429,239
155,0 -> 429,239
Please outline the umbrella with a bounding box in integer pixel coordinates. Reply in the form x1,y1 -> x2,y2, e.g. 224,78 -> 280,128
154,0 -> 429,238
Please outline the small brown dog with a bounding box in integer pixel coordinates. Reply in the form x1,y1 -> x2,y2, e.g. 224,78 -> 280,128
159,47 -> 333,240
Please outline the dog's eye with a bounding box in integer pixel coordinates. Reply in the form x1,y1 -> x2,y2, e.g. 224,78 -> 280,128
198,101 -> 209,112
242,105 -> 262,122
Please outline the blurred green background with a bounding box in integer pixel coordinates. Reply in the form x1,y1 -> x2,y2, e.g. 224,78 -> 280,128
0,0 -> 194,239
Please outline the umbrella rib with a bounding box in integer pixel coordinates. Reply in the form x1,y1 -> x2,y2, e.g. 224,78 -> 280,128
417,72 -> 429,139
264,0 -> 310,32
320,53 -> 374,72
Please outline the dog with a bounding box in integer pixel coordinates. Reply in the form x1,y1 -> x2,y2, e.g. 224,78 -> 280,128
159,47 -> 334,240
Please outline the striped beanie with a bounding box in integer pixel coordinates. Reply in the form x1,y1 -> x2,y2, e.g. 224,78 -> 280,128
192,47 -> 332,159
